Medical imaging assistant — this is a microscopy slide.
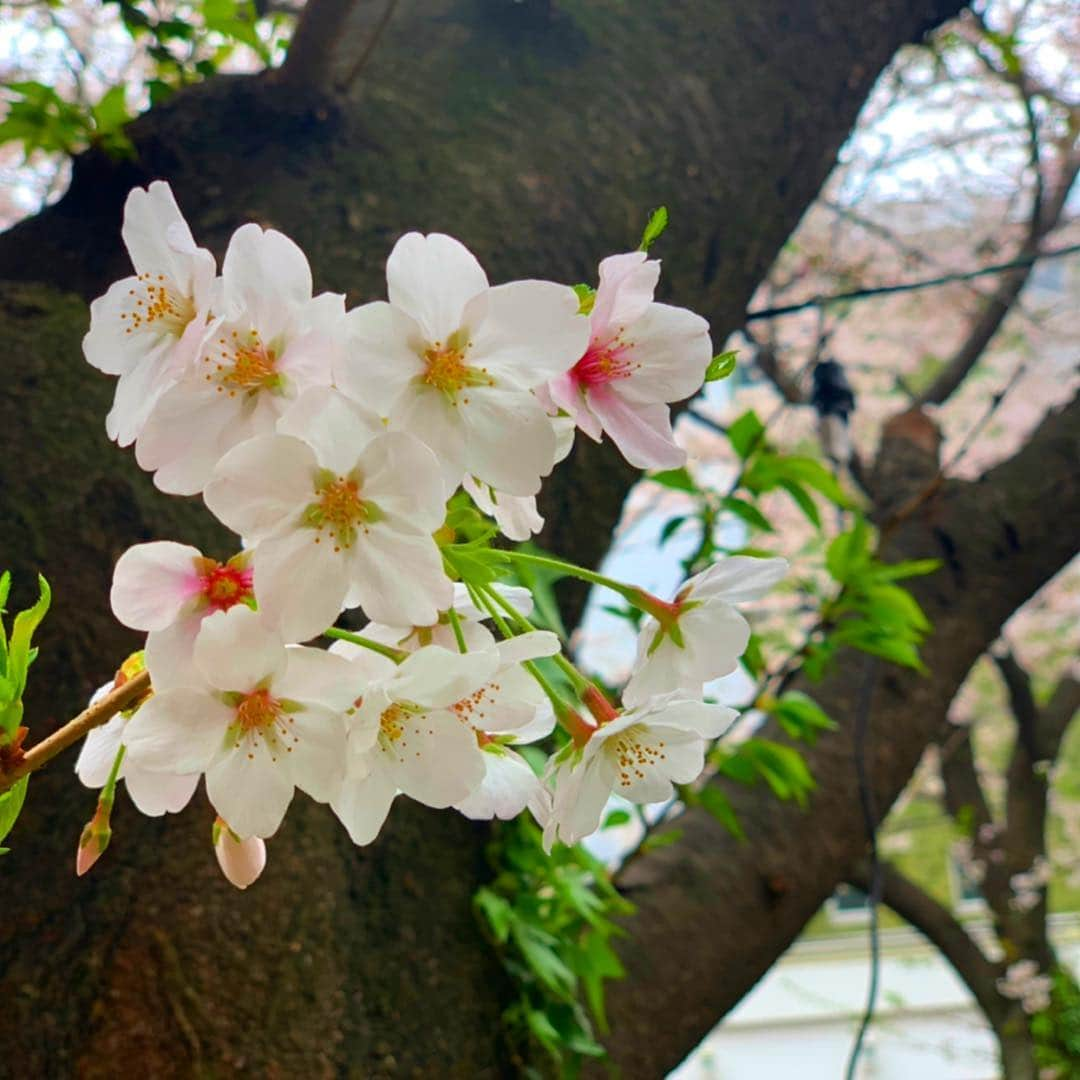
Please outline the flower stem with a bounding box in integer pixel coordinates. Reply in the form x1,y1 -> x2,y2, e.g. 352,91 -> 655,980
100,743 -> 126,811
446,607 -> 468,653
324,627 -> 408,664
477,581 -> 591,694
501,549 -> 638,601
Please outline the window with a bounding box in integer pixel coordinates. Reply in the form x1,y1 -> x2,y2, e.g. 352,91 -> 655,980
826,883 -> 872,925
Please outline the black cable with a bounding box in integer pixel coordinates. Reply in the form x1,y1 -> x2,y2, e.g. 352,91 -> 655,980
845,655 -> 882,1080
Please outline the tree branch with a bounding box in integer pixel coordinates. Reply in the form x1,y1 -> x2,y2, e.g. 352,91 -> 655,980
277,0 -> 362,89
603,391 -> 1080,1075
849,858 -> 1007,1030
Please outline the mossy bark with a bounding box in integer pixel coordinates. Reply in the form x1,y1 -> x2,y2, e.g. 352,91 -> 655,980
0,1 -> 968,1073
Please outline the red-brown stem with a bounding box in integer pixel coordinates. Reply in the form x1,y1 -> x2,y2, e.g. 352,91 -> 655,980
582,685 -> 620,727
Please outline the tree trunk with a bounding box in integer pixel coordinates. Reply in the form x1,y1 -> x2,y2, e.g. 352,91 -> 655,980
0,1 -> 974,1074
999,1023 -> 1038,1080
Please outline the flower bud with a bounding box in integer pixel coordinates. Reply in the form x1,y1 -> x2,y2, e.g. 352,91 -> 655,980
213,818 -> 266,890
75,802 -> 112,877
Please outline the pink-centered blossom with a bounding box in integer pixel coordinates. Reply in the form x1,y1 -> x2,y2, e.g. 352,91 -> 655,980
123,606 -> 355,838
337,232 -> 589,497
544,250 -> 712,470
110,540 -> 255,688
83,181 -> 216,447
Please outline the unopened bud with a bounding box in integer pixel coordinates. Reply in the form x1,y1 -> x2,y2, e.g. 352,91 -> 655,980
213,818 -> 266,890
75,802 -> 112,877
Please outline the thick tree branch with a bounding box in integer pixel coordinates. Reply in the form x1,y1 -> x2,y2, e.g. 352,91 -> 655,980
849,859 -> 1008,1030
277,0 -> 363,89
604,391 -> 1080,1075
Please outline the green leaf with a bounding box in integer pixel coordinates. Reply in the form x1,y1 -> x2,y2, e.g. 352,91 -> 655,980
698,786 -> 744,840
771,691 -> 836,744
638,205 -> 668,252
727,409 -> 766,460
602,809 -> 631,828
659,515 -> 688,545
778,478 -> 822,529
475,887 -> 515,944
0,775 -> 28,851
704,349 -> 738,382
513,923 -> 577,996
649,466 -> 697,493
578,932 -> 625,1032
2,576 -> 49,739
90,85 -> 130,133
571,282 -> 596,315
640,827 -> 683,853
826,517 -> 871,584
720,495 -> 774,533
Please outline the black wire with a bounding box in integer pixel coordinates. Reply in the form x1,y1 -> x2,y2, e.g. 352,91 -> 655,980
845,655 -> 882,1080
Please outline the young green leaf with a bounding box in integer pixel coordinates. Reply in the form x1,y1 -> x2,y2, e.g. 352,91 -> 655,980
704,349 -> 738,382
639,205 -> 668,252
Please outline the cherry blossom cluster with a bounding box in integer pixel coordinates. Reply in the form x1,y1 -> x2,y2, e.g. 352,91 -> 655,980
76,181 -> 785,887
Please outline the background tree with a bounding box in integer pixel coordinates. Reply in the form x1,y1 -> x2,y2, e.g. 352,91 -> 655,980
0,1 -> 1077,1076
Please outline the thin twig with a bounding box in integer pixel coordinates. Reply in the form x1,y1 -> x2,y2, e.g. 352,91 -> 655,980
0,670 -> 151,792
744,243 -> 1080,323
336,0 -> 399,93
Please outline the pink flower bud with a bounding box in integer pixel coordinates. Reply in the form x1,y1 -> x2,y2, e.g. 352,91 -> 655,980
75,816 -> 111,877
214,824 -> 266,890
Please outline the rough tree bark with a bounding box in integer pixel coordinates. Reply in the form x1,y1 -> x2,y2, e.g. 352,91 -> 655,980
0,1 -> 1013,1075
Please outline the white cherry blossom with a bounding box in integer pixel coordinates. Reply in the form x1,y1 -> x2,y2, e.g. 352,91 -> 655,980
213,820 -> 267,890
455,706 -> 554,825
123,606 -> 355,838
75,680 -> 198,817
337,232 -> 589,496
331,645 -> 498,845
624,555 -> 787,707
135,224 -> 343,494
543,250 -> 711,470
543,692 -> 736,849
203,388 -> 452,643
83,181 -> 216,447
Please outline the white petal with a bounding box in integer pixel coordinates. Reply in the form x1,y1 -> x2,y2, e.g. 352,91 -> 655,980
276,645 -> 359,712
220,224 -> 313,338
254,527 -> 350,644
459,388 -> 557,496
144,617 -> 203,692
110,541 -> 203,631
205,434 -> 318,541
551,755 -> 614,846
591,251 -> 659,335
614,302 -> 712,406
586,386 -> 684,471
206,740 -> 295,839
124,766 -> 199,816
339,300 -> 425,415
123,688 -> 230,773
285,705 -> 347,803
386,711 -> 484,807
135,381 -> 238,495
193,607 -> 287,693
465,280 -> 589,388
331,767 -> 397,846
122,182 -> 213,291
386,232 -> 489,343
455,748 -> 542,821
347,520 -> 452,628
688,556 -> 789,605
392,646 -> 498,709
215,830 -> 267,889
276,386 -> 381,475
75,717 -> 126,788
494,631 -> 560,665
